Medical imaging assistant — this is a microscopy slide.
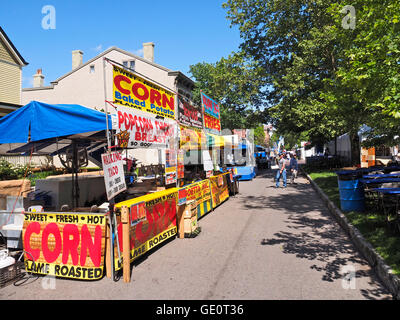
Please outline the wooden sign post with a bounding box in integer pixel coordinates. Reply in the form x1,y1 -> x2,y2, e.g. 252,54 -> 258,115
177,203 -> 186,239
121,206 -> 131,283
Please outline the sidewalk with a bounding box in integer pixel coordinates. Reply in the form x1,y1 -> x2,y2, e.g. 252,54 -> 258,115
0,170 -> 391,299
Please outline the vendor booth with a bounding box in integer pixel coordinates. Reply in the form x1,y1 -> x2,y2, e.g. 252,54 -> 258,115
0,101 -> 113,282
0,62 -> 241,286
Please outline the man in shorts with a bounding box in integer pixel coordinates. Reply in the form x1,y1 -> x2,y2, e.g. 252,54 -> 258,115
276,153 -> 287,188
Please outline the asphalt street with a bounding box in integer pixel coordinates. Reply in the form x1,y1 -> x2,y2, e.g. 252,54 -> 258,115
0,169 -> 392,300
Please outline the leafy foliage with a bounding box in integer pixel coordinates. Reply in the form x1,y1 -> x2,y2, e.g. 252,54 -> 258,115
0,160 -> 32,180
254,125 -> 266,146
189,51 -> 270,130
222,0 -> 400,162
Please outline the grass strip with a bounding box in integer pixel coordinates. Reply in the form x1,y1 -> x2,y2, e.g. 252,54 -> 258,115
307,168 -> 400,275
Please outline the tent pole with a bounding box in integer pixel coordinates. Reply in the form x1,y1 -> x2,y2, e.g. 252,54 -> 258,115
103,58 -> 111,149
103,57 -> 116,281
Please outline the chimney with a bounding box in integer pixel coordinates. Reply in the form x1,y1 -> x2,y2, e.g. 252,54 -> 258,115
33,69 -> 45,88
143,42 -> 154,62
72,50 -> 83,70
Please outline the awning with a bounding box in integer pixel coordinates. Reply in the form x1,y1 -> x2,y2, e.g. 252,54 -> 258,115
0,100 -> 112,144
223,135 -> 239,148
206,133 -> 225,148
180,126 -> 206,150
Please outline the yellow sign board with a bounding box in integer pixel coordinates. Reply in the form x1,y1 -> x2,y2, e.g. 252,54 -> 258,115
113,65 -> 176,120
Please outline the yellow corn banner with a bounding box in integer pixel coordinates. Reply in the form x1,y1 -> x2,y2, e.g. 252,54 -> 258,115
22,212 -> 107,280
113,65 -> 176,120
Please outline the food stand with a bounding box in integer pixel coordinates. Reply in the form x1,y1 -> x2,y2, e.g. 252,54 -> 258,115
0,63 -> 241,286
0,101 -> 113,282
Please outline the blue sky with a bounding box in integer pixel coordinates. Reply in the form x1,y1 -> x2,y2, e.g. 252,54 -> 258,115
1,0 -> 242,88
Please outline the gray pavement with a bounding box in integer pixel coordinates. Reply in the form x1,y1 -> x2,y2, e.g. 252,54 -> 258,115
0,169 -> 392,300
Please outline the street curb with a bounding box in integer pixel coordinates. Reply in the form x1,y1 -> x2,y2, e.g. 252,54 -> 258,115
301,168 -> 400,299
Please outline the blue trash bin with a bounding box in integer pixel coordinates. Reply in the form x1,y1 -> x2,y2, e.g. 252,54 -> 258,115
336,170 -> 365,212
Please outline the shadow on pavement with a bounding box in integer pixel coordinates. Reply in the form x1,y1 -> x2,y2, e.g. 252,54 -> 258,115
246,172 -> 392,300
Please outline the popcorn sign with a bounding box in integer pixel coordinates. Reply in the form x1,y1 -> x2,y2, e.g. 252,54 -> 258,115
101,151 -> 127,200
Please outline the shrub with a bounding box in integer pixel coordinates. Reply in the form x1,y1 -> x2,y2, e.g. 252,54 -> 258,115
0,160 -> 32,180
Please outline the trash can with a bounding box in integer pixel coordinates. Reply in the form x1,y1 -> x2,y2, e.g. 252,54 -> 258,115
336,170 -> 365,212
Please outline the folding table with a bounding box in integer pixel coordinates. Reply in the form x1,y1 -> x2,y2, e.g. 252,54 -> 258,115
371,187 -> 400,227
360,178 -> 400,210
362,173 -> 400,179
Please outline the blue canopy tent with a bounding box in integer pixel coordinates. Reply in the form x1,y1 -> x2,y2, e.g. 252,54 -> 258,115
0,100 -> 112,144
0,101 -> 113,208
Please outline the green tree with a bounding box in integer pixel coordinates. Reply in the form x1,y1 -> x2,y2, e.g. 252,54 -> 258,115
254,125 -> 266,146
326,1 -> 400,148
189,51 -> 269,130
223,0 -> 400,164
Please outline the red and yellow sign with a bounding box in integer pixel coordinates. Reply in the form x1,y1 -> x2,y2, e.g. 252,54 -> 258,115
22,212 -> 107,280
180,126 -> 206,150
209,173 -> 230,208
113,105 -> 175,149
177,149 -> 184,179
113,65 -> 175,120
204,113 -> 221,134
114,189 -> 178,270
183,179 -> 212,218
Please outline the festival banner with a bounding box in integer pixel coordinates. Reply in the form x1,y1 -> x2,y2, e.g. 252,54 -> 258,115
203,113 -> 221,134
177,149 -> 185,179
101,151 -> 126,200
114,189 -> 178,270
201,92 -> 220,120
209,173 -> 230,209
165,149 -> 177,185
180,126 -> 206,151
177,96 -> 203,129
202,150 -> 213,172
178,188 -> 187,206
113,65 -> 175,120
22,212 -> 107,280
113,105 -> 175,149
184,179 -> 212,218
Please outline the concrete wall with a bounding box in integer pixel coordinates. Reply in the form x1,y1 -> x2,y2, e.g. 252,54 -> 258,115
35,175 -> 106,210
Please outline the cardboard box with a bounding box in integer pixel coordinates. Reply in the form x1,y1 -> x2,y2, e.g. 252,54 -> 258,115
183,200 -> 198,234
184,214 -> 198,234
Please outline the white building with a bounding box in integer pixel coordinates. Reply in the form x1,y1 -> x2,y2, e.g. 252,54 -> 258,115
22,43 -> 194,111
21,43 -> 195,166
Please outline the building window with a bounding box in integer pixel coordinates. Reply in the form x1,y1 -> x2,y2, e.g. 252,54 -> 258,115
89,65 -> 95,73
122,60 -> 135,71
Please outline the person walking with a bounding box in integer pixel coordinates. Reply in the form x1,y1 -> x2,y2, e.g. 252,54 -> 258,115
276,153 -> 287,188
289,153 -> 298,184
